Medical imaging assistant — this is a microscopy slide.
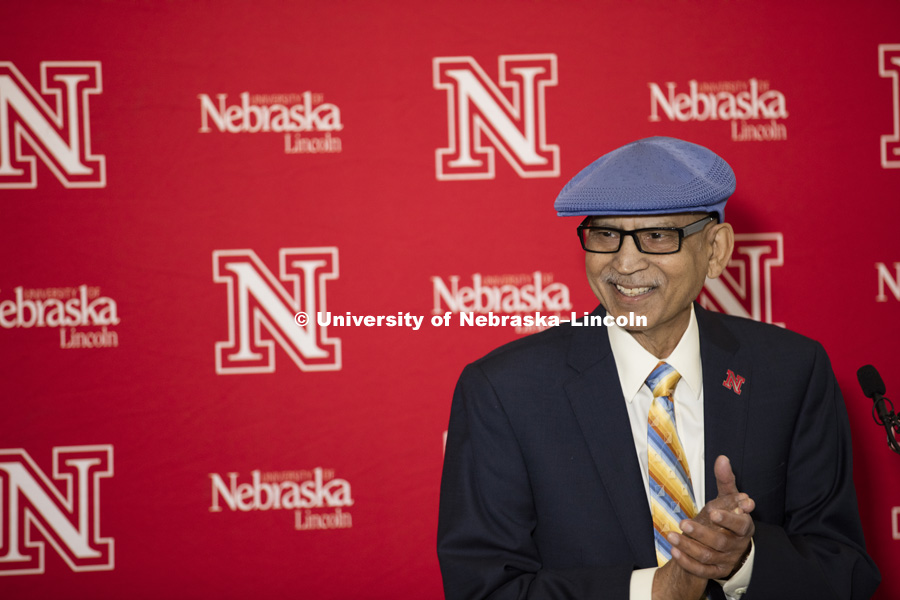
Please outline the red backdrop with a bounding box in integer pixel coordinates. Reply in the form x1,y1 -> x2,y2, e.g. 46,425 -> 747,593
2,1 -> 899,598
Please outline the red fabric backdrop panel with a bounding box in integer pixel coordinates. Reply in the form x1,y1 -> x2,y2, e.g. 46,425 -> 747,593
2,1 -> 899,598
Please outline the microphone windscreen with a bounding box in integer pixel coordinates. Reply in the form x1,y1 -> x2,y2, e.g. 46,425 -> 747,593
857,365 -> 886,398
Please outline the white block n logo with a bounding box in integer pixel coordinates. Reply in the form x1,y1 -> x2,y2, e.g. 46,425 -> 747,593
0,62 -> 105,188
879,44 -> 900,168
433,54 -> 559,180
0,446 -> 114,576
213,248 -> 341,374
698,234 -> 784,325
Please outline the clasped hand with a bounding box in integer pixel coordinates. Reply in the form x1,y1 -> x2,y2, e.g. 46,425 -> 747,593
670,455 -> 755,580
653,455 -> 755,600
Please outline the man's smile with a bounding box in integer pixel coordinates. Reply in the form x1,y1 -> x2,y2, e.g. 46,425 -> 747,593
614,283 -> 654,297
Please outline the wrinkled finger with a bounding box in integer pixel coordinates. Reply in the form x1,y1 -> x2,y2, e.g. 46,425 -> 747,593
708,509 -> 755,537
693,493 -> 749,526
678,521 -> 731,552
715,455 -> 739,497
670,527 -> 751,581
669,539 -> 732,580
669,530 -> 720,562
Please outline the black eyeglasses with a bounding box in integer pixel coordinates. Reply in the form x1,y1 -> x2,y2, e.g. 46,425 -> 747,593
577,215 -> 716,254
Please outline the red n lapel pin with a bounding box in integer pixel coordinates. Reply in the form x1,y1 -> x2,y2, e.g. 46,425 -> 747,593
722,369 -> 745,395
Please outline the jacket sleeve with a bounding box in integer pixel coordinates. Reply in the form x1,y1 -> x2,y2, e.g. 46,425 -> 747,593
437,362 -> 634,600
744,344 -> 880,600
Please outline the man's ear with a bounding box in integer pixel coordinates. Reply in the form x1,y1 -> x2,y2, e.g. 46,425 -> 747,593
706,222 -> 734,279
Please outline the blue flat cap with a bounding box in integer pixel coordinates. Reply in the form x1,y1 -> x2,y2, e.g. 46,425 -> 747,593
554,137 -> 735,221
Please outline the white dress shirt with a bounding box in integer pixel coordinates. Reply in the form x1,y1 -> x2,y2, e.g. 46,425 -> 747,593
605,306 -> 753,600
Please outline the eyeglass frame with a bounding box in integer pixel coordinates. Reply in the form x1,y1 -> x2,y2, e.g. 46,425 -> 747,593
576,215 -> 717,254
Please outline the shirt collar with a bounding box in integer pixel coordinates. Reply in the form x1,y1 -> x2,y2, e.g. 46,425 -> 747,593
607,305 -> 702,403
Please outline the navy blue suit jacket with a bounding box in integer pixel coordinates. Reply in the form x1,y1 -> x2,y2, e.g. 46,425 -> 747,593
438,305 -> 880,599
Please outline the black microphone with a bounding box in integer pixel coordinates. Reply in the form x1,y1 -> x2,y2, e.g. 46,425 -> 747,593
857,365 -> 886,398
857,364 -> 900,455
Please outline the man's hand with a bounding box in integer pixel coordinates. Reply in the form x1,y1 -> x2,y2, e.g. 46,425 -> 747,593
668,455 -> 755,580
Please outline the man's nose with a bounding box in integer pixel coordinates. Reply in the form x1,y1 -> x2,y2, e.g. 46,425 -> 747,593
611,234 -> 647,273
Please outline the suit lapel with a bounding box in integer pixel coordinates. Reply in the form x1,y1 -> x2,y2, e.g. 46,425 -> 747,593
696,306 -> 751,504
564,310 -> 657,568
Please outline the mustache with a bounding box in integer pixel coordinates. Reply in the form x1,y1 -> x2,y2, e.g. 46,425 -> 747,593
602,274 -> 661,288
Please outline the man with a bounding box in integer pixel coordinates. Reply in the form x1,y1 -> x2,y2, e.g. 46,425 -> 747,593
437,137 -> 880,600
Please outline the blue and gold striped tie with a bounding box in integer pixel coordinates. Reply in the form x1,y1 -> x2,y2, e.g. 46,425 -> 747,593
646,361 -> 699,567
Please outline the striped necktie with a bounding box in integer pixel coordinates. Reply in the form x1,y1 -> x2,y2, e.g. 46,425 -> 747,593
646,361 -> 699,567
